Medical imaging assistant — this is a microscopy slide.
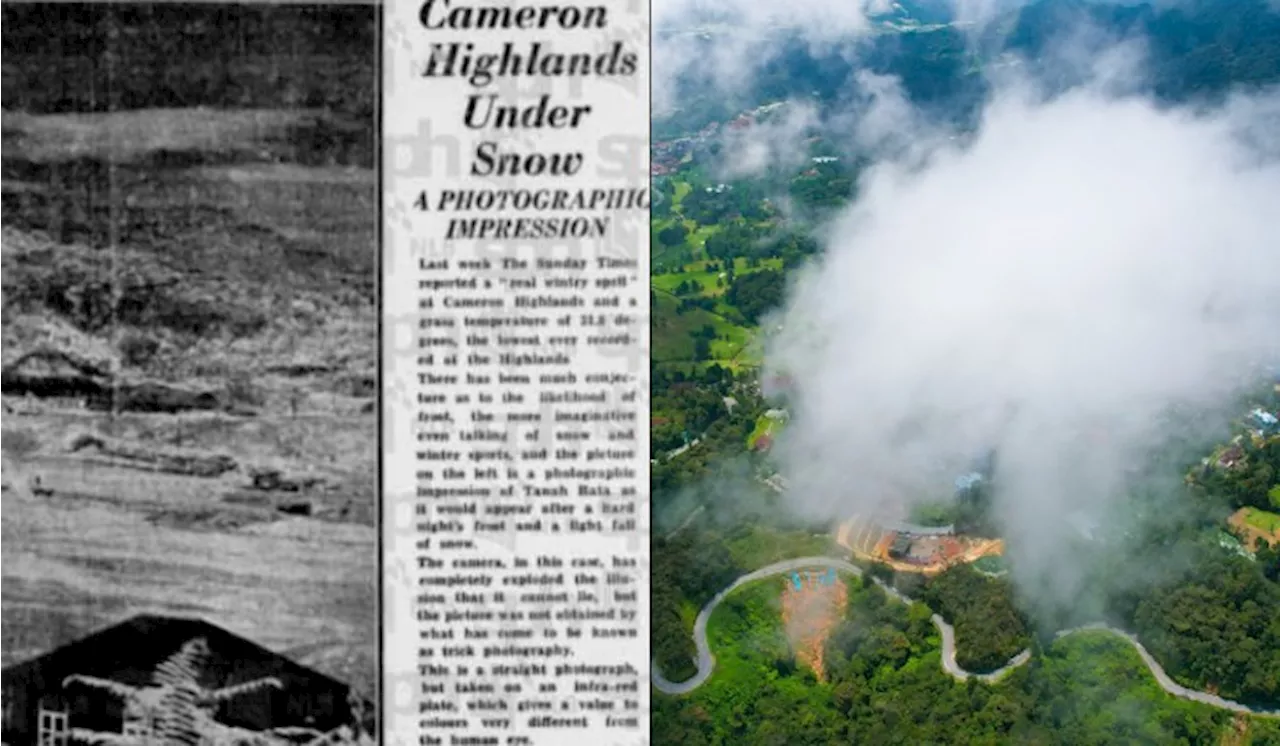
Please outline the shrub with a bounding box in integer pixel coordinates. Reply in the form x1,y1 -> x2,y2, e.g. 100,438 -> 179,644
225,373 -> 266,408
119,331 -> 160,367
1,428 -> 41,459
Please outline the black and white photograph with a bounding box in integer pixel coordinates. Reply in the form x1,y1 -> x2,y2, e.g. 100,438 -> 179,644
1,3 -> 379,745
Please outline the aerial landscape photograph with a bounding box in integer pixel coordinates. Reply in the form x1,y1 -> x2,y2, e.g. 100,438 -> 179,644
1,3 -> 377,745
647,0 -> 1280,744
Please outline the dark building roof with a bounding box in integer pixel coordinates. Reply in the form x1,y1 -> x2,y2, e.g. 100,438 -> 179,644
2,614 -> 373,745
0,349 -> 109,399
4,614 -> 347,684
888,534 -> 913,558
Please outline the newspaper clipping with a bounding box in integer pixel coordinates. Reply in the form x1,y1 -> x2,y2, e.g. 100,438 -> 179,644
381,0 -> 651,745
1,4 -> 378,746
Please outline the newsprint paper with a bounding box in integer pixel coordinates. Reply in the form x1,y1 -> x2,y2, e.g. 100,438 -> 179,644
0,2 -> 649,746
381,0 -> 651,745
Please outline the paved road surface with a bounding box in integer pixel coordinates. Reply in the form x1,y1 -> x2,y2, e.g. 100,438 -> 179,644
933,613 -> 1031,683
652,556 -> 1280,718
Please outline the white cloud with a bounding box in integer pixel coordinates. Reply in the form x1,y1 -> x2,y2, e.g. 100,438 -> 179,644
763,76 -> 1280,608
847,70 -> 943,161
718,101 -> 820,178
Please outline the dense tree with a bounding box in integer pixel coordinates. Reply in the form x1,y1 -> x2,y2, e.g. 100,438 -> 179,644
788,165 -> 855,208
725,270 -> 786,325
1259,540 -> 1280,582
1129,551 -> 1280,706
704,222 -> 763,263
921,566 -> 1033,672
660,223 -> 691,247
656,576 -> 1244,746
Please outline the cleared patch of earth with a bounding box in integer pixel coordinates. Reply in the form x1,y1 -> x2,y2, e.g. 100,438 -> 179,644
1229,507 -> 1280,552
780,571 -> 847,680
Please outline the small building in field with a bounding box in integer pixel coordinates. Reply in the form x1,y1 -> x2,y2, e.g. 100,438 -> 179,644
887,534 -> 914,560
1,615 -> 373,746
884,521 -> 955,537
1218,443 -> 1246,469
1250,408 -> 1278,433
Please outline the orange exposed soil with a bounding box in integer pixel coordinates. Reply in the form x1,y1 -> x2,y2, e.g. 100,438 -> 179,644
835,517 -> 1005,576
1227,508 -> 1280,552
781,572 -> 847,680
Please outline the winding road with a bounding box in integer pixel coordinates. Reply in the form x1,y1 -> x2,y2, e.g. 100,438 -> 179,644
651,556 -> 1280,718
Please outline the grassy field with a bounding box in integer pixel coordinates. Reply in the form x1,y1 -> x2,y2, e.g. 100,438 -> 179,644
672,179 -> 693,211
652,257 -> 786,299
698,578 -> 792,690
651,173 -> 780,372
652,221 -> 723,266
1228,507 -> 1280,552
680,597 -> 700,632
651,175 -> 732,269
1241,507 -> 1280,533
724,526 -> 835,571
747,410 -> 786,450
688,223 -> 722,252
651,290 -> 753,365
734,332 -> 766,370
652,266 -> 731,298
908,499 -> 961,527
972,555 -> 1009,575
651,257 -> 773,371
